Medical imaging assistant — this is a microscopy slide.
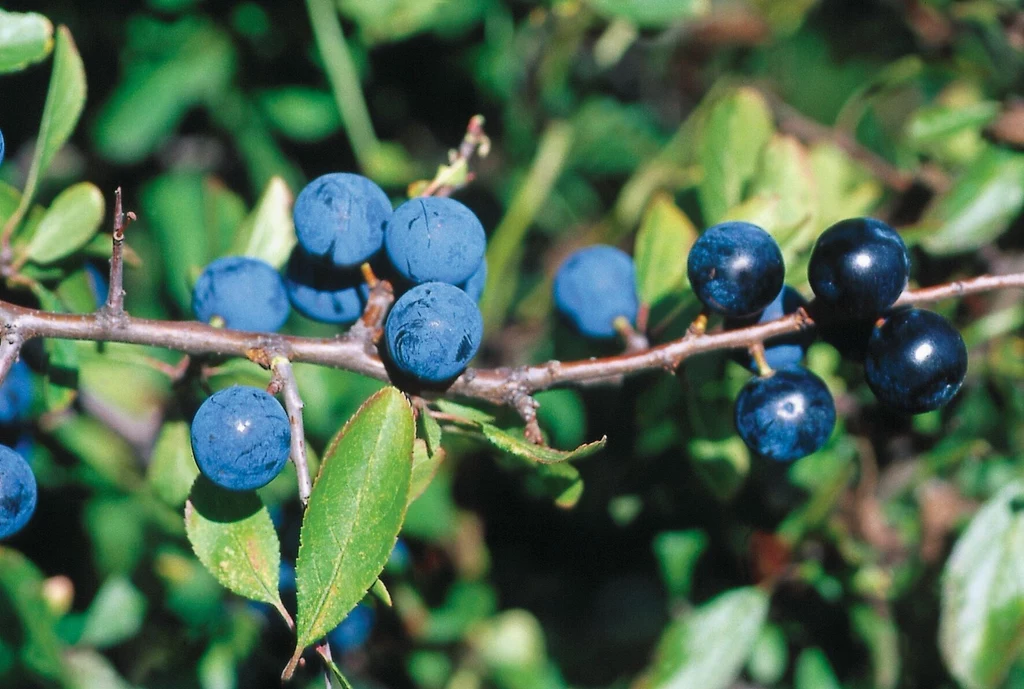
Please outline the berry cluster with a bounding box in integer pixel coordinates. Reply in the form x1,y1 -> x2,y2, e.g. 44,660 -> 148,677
185,173 -> 487,493
553,217 -> 968,464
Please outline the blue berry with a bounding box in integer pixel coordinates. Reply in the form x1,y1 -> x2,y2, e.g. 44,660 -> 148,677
734,367 -> 836,463
192,256 -> 290,333
384,197 -> 486,285
385,282 -> 483,384
0,128 -> 5,167
190,386 -> 292,491
0,445 -> 36,539
808,217 -> 909,319
688,222 -> 785,317
284,248 -> 368,324
293,173 -> 392,268
461,258 -> 487,302
553,245 -> 639,339
864,308 -> 967,414
726,286 -> 812,372
328,604 -> 375,654
0,361 -> 32,424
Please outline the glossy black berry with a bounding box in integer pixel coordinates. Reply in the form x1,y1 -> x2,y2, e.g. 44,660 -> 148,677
864,308 -> 967,414
687,222 -> 785,317
808,217 -> 909,319
734,367 -> 836,463
726,286 -> 813,372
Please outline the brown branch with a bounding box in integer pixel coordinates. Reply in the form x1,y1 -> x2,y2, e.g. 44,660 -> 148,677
101,188 -> 136,321
0,272 -> 1021,409
272,357 -> 313,506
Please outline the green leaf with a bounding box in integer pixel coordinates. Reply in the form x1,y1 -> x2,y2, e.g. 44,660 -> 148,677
4,26 -> 86,236
698,88 -> 774,224
634,193 -> 697,308
648,587 -> 770,689
25,182 -> 105,264
940,482 -> 1024,689
434,399 -> 496,424
689,436 -> 750,502
184,477 -> 286,615
146,421 -> 199,508
256,87 -> 342,142
0,10 -> 53,73
92,17 -> 235,163
77,577 -> 147,649
0,547 -> 66,684
906,100 -> 1000,148
531,462 -> 585,509
479,424 -> 606,465
794,648 -> 841,689
851,604 -> 899,689
419,410 -> 443,456
747,623 -> 788,685
141,174 -> 247,310
291,387 -> 414,669
64,649 -> 139,689
231,176 -> 296,269
748,134 -> 818,256
652,530 -> 708,600
920,147 -> 1024,255
411,438 -> 446,504
32,286 -> 79,413
586,0 -> 710,28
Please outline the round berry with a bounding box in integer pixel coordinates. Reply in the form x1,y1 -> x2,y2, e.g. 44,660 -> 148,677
553,245 -> 639,339
284,248 -> 368,325
190,386 -> 292,491
461,258 -> 487,302
726,286 -> 812,372
734,367 -> 836,463
328,604 -> 375,654
864,308 -> 967,414
293,173 -> 392,268
0,444 -> 36,539
192,256 -> 290,333
385,197 -> 486,285
0,360 -> 32,424
808,217 -> 909,319
385,282 -> 483,384
687,222 -> 785,317
0,128 -> 5,168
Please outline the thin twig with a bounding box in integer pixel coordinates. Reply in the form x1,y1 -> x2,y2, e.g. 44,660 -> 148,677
0,335 -> 23,385
0,273 -> 1020,411
102,187 -> 136,321
272,357 -> 312,506
418,115 -> 490,198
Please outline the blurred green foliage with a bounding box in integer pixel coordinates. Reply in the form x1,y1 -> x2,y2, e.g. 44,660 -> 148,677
0,0 -> 1023,688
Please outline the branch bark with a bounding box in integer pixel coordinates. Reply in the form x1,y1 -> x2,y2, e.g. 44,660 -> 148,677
0,272 -> 1020,409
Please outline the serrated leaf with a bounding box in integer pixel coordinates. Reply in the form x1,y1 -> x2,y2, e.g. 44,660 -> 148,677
25,182 -> 105,264
698,88 -> 774,224
419,410 -> 442,455
184,476 -> 286,615
647,587 -> 769,689
0,10 -> 53,73
920,147 -> 1024,255
940,482 -> 1024,689
634,193 -> 697,308
479,424 -> 606,465
146,421 -> 199,508
411,438 -> 446,504
3,26 -> 85,237
0,547 -> 67,683
290,387 -> 414,670
434,399 -> 496,424
232,176 -> 296,269
586,0 -> 710,28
